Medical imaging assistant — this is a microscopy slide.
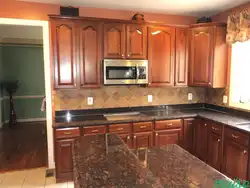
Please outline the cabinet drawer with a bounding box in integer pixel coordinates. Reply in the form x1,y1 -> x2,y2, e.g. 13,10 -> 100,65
109,123 -> 131,134
55,127 -> 80,139
155,119 -> 182,130
210,122 -> 223,135
133,122 -> 153,132
225,127 -> 249,147
83,125 -> 106,135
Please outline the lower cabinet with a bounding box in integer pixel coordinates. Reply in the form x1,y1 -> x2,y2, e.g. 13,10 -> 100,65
119,133 -> 133,148
183,118 -> 195,153
133,132 -> 153,149
154,129 -> 182,147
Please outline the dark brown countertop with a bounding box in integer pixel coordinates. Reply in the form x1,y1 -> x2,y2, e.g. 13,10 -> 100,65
72,134 -> 231,188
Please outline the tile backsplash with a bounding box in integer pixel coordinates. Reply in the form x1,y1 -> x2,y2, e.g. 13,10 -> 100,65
54,86 -> 206,110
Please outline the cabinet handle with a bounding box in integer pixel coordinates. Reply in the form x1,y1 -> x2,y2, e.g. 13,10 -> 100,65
217,139 -> 220,142
204,124 -> 207,126
232,134 -> 239,139
140,125 -> 147,129
167,123 -> 173,126
212,127 -> 219,131
244,150 -> 247,154
128,54 -> 130,57
127,136 -> 130,139
156,133 -> 158,136
91,130 -> 99,133
122,54 -> 124,57
148,83 -> 151,85
188,122 -> 192,125
134,135 -> 136,139
63,132 -> 72,135
117,128 -> 124,131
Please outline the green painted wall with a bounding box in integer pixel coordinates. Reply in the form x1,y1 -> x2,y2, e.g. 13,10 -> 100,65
2,45 -> 45,121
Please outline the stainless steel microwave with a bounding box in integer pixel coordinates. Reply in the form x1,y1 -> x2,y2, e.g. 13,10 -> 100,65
103,59 -> 148,85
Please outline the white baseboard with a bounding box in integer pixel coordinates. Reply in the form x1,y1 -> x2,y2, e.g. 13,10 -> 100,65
4,118 -> 46,124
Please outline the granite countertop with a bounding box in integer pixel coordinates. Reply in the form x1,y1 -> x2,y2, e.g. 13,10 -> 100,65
54,108 -> 250,133
72,134 -> 231,188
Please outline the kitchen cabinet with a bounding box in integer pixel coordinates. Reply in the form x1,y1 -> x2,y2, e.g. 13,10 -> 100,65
133,132 -> 153,149
104,23 -> 126,59
189,23 -> 227,88
222,127 -> 249,180
154,129 -> 182,147
119,133 -> 133,148
79,21 -> 102,88
194,119 -> 208,162
126,24 -> 147,59
148,26 -> 175,87
51,19 -> 77,89
175,28 -> 188,86
54,127 -> 80,182
82,125 -> 106,136
183,118 -> 195,153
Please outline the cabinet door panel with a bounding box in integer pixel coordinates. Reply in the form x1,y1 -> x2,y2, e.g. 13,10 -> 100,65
126,25 -> 147,59
189,27 -> 213,86
79,22 -> 102,88
119,134 -> 132,148
183,119 -> 195,153
104,24 -> 125,58
155,129 -> 182,147
222,139 -> 248,180
207,132 -> 222,171
148,26 -> 175,86
52,20 -> 77,88
55,139 -> 74,180
133,132 -> 153,149
175,28 -> 188,86
194,120 -> 208,162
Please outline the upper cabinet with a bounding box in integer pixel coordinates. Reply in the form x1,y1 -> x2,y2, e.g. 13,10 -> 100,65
148,26 -> 175,86
104,23 -> 126,59
104,23 -> 147,59
51,19 -> 77,89
126,24 -> 147,59
79,21 -> 102,88
175,28 -> 188,87
189,23 -> 227,88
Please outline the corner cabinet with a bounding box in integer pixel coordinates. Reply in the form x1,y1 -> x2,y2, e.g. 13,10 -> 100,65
189,23 -> 227,88
148,26 -> 175,87
51,19 -> 77,89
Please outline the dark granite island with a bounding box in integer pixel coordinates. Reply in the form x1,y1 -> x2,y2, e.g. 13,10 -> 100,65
72,134 -> 231,188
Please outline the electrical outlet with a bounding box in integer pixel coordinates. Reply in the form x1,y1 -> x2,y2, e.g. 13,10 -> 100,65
223,95 -> 228,104
148,95 -> 153,103
87,97 -> 93,105
188,93 -> 193,101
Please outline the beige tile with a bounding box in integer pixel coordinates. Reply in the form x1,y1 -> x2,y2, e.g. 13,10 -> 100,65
22,168 -> 46,188
45,177 -> 67,188
0,173 -> 5,185
0,170 -> 27,188
67,182 -> 74,188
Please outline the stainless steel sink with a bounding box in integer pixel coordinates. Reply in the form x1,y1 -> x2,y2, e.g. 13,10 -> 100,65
236,122 -> 250,126
104,112 -> 147,121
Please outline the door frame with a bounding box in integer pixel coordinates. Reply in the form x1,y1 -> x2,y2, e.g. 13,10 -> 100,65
0,18 -> 54,169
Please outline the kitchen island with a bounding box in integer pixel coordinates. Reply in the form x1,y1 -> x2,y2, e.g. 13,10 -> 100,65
72,134 -> 231,188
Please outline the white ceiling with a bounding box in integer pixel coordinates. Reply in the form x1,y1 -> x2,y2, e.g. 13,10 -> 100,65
0,25 -> 43,40
19,0 -> 250,16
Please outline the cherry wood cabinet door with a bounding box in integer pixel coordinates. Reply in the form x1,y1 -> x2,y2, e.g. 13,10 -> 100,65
133,132 -> 153,149
207,132 -> 222,171
183,118 -> 195,153
79,21 -> 102,88
154,129 -> 182,147
189,27 -> 214,86
126,24 -> 147,59
222,138 -> 248,180
148,26 -> 175,87
104,23 -> 125,59
175,28 -> 188,86
51,20 -> 77,89
119,134 -> 132,148
55,139 -> 74,181
194,119 -> 208,162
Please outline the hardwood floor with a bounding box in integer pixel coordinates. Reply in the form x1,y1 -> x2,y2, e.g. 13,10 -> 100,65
0,122 -> 47,172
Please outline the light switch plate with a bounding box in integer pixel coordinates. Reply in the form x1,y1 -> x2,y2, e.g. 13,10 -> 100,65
223,95 -> 228,104
188,93 -> 193,101
148,95 -> 153,103
87,97 -> 93,105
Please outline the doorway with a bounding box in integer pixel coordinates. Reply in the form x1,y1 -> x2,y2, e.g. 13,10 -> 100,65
0,18 -> 53,171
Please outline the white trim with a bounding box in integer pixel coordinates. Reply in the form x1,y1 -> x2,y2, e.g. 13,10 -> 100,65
3,95 -> 44,99
0,18 -> 54,169
4,118 -> 46,123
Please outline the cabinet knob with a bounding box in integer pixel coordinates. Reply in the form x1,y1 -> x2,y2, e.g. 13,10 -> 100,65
127,136 -> 130,139
217,139 -> 220,142
148,83 -> 151,85
204,124 -> 207,127
122,54 -> 124,57
156,133 -> 158,136
244,150 -> 248,154
134,135 -> 136,139
128,54 -> 130,57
